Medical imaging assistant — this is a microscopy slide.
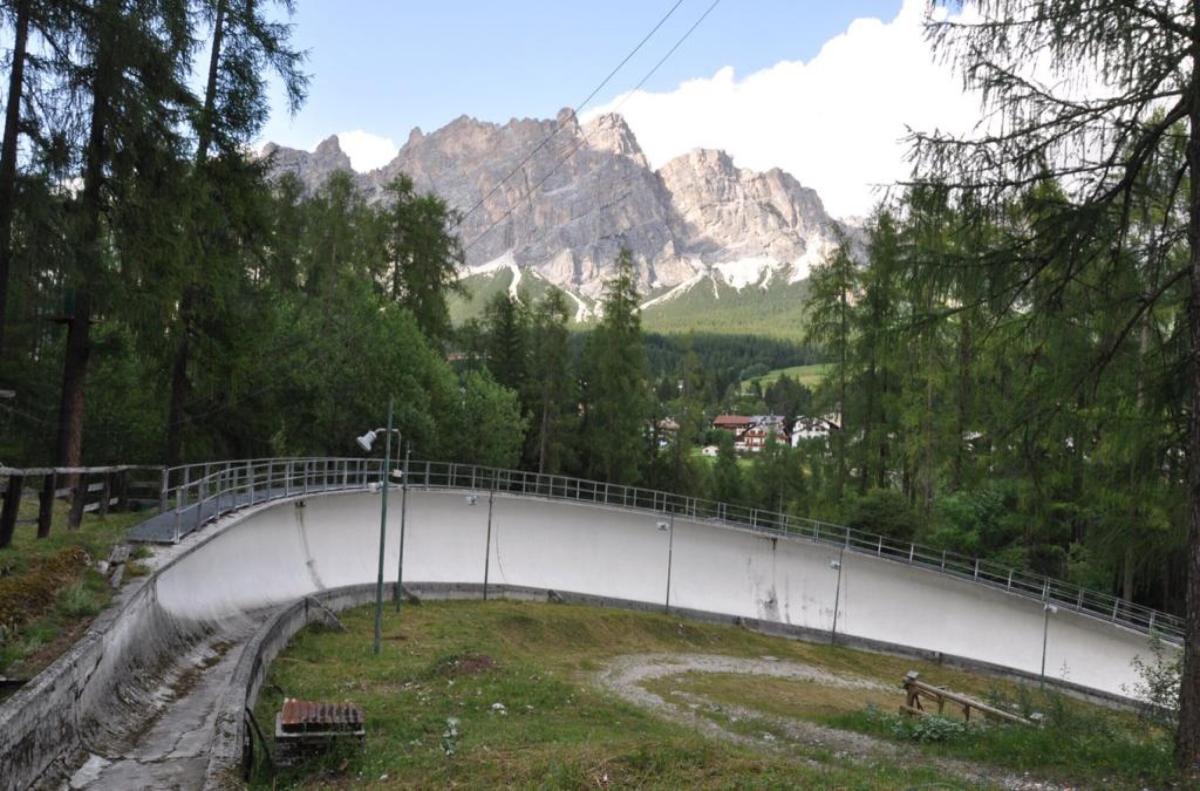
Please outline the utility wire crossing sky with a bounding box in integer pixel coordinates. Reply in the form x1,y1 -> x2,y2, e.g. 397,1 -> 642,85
262,0 -> 981,219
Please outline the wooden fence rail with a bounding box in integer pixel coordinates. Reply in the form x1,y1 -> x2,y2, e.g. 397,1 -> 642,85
0,465 -> 163,549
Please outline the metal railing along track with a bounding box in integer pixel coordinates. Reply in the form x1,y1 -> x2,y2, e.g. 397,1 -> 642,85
130,456 -> 1183,644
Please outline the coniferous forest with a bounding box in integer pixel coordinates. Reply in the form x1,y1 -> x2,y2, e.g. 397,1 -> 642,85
4,0 -> 1200,777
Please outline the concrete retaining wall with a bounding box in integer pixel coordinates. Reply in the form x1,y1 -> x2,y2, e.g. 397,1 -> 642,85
154,488 -> 1161,697
0,486 -> 1170,790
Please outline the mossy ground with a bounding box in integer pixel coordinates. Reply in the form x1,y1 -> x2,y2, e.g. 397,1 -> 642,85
0,495 -> 148,678
251,600 -> 1175,789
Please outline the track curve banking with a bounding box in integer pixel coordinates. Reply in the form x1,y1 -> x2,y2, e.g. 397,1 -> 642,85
159,487 -> 1158,697
0,484 -> 1168,790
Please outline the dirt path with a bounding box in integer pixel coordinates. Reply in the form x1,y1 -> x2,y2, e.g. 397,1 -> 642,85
594,653 -> 1068,791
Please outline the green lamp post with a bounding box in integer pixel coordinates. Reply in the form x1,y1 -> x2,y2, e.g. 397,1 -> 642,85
356,397 -> 399,655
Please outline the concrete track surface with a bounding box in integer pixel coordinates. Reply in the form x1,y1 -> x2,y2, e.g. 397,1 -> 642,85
3,487 -> 1163,790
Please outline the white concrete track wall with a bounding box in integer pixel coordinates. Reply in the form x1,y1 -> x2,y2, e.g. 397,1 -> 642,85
153,488 -> 1156,697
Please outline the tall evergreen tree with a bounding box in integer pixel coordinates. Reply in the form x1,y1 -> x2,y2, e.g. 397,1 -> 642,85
583,249 -> 648,484
805,231 -> 856,502
483,291 -> 528,393
164,0 -> 306,465
526,288 -> 574,474
910,0 -> 1200,770
383,173 -> 465,342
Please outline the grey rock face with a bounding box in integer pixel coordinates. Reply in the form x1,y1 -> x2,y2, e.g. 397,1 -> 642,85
262,135 -> 353,191
261,109 -> 852,299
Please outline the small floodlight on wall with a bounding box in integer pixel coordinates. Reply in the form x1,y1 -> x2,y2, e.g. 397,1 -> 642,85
656,521 -> 669,532
356,429 -> 378,452
465,494 -> 479,506
1044,604 -> 1059,614
829,559 -> 841,570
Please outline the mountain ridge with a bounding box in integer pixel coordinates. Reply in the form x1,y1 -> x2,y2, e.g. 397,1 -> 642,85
262,109 -> 854,324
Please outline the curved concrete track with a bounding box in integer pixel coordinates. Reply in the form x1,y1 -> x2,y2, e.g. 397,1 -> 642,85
0,487 -> 1166,790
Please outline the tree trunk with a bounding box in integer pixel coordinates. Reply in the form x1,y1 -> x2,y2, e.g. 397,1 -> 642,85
0,473 -> 23,549
195,0 -> 225,167
860,355 -> 876,496
165,288 -> 193,466
537,399 -> 549,475
56,291 -> 91,530
0,0 -> 30,363
1176,15 -> 1200,774
52,0 -> 118,523
165,1 -> 225,463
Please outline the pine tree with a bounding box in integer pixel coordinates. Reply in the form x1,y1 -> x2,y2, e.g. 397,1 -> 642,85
910,1 -> 1200,770
383,174 -> 465,342
483,292 -> 528,393
805,231 -> 856,502
526,288 -> 574,474
583,249 -> 649,484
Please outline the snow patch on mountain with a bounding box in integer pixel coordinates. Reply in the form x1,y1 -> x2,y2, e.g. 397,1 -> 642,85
713,257 -> 774,290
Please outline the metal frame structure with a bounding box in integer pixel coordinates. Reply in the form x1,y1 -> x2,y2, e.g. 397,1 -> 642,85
135,456 -> 1183,643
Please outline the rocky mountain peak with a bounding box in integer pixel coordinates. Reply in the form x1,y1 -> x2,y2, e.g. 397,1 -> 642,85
582,113 -> 647,168
314,135 -> 345,158
263,110 -> 855,303
261,134 -> 351,188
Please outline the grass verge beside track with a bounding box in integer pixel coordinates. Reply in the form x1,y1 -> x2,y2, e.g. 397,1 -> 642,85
252,600 -> 1174,789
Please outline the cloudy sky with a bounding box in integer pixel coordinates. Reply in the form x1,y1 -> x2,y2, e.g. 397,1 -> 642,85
260,0 -> 981,218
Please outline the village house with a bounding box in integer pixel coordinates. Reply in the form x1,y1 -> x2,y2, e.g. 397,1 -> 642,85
790,414 -> 840,446
712,414 -> 789,453
711,414 -> 755,439
740,415 -> 789,453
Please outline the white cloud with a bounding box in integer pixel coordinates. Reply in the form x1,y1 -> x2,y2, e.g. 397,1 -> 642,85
582,0 -> 980,219
334,129 -> 399,172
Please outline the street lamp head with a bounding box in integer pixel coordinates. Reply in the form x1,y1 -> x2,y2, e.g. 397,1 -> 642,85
356,429 -> 378,452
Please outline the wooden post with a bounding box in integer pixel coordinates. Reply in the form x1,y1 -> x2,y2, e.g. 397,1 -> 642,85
36,472 -> 54,538
0,473 -> 23,549
115,469 -> 130,511
67,472 -> 86,529
98,472 -> 111,517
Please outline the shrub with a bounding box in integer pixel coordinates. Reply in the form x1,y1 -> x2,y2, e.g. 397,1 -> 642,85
844,489 -> 919,541
1126,636 -> 1181,729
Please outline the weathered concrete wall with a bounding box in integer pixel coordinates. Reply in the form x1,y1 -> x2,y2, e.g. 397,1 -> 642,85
0,563 -> 205,791
153,488 -> 1162,697
0,486 -> 1169,791
203,583 -> 380,790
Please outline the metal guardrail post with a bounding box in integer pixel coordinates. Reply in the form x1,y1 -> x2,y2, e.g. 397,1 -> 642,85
194,477 -> 203,533
160,466 -> 169,513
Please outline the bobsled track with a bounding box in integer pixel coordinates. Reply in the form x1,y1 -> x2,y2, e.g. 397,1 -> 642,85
0,457 -> 1184,790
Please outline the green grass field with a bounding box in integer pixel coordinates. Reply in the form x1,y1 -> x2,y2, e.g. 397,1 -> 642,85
743,362 -> 832,392
250,600 -> 1173,789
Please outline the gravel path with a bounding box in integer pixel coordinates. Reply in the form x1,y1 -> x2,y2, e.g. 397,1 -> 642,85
594,653 -> 1070,791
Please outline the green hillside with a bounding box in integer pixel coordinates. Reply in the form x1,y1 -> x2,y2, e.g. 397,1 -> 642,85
452,269 -> 810,341
640,276 -> 810,341
743,362 -> 832,391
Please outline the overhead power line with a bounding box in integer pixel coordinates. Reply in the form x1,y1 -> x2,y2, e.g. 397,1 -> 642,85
455,0 -> 688,229
462,0 -> 723,256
